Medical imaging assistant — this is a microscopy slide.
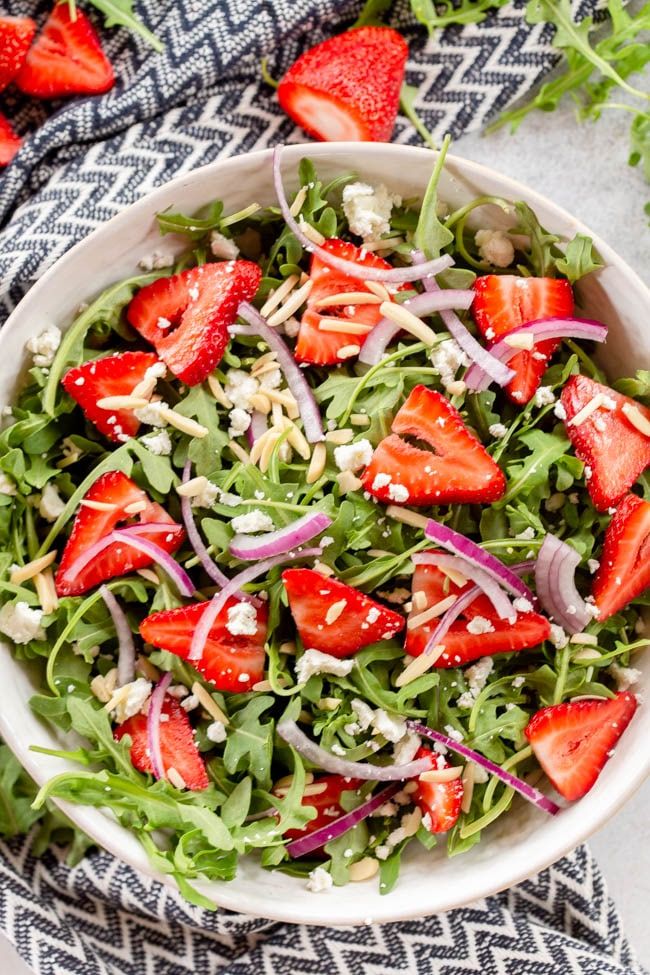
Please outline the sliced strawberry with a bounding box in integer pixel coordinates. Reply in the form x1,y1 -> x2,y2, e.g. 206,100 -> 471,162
0,113 -> 21,166
16,5 -> 114,98
295,240 -> 407,365
361,385 -> 505,506
127,261 -> 261,386
62,352 -> 160,443
276,775 -> 362,842
0,16 -> 36,92
525,692 -> 637,800
282,568 -> 404,656
592,493 -> 650,620
55,471 -> 184,597
412,749 -> 464,833
115,696 -> 209,791
277,27 -> 407,142
472,275 -> 574,404
406,554 -> 550,666
561,374 -> 650,512
140,599 -> 268,694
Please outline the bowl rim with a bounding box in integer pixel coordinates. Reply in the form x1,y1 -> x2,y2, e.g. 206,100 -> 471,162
1,141 -> 649,926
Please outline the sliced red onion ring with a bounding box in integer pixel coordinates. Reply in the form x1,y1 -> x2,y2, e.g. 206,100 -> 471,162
112,529 -> 194,597
464,317 -> 608,392
247,410 -> 268,447
534,533 -> 591,634
273,147 -> 453,284
188,547 -> 322,662
230,511 -> 333,560
424,520 -> 536,603
277,720 -> 432,781
413,249 -> 515,388
414,552 -> 514,621
408,720 -> 560,816
286,783 -> 401,859
358,289 -> 475,366
234,302 -> 324,444
100,585 -> 135,687
147,671 -> 172,781
64,522 -> 178,582
421,583 -> 481,658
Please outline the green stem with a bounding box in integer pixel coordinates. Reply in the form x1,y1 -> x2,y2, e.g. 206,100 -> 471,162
482,745 -> 533,811
460,785 -> 514,838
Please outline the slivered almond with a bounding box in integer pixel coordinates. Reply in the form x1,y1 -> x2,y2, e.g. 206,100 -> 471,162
412,590 -> 427,612
271,401 -> 284,426
438,564 -> 467,588
368,549 -> 393,558
568,393 -> 611,427
34,569 -> 58,614
191,681 -> 229,725
275,772 -> 314,790
350,413 -> 370,426
569,633 -> 599,646
274,781 -> 327,798
167,767 -> 187,790
325,428 -> 354,445
278,417 -> 310,460
249,392 -> 272,414
266,279 -> 313,328
137,655 -> 161,682
394,644 -> 446,687
407,594 -> 457,630
251,361 -> 280,380
280,641 -> 297,656
260,274 -> 299,318
420,766 -> 463,783
325,599 -> 347,625
364,280 -> 391,301
447,380 -> 466,396
379,301 -> 436,346
337,470 -> 362,494
349,857 -> 379,882
298,218 -> 325,246
385,504 -> 428,530
313,560 -> 335,576
318,697 -> 341,711
503,332 -> 534,350
362,236 -> 405,252
401,807 -> 422,837
228,440 -> 251,464
131,376 -> 158,400
251,351 -> 278,372
337,345 -> 361,360
207,375 -> 233,409
461,764 -> 475,813
137,568 -> 160,584
289,185 -> 309,217
622,401 -> 650,437
96,395 -> 149,410
318,319 -> 373,335
252,679 -> 273,692
263,388 -> 298,412
123,500 -> 147,515
11,551 -> 57,585
157,406 -> 208,438
314,292 -> 383,308
177,475 -> 210,498
307,441 -> 327,484
572,647 -> 602,662
249,428 -> 274,466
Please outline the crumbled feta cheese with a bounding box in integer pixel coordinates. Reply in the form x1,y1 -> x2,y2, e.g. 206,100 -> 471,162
306,866 -> 333,892
217,489 -> 242,507
587,559 -> 600,574
0,601 -> 45,643
512,675 -> 526,688
444,724 -> 464,743
466,616 -> 495,635
107,678 -> 152,723
430,339 -> 469,391
224,369 -> 259,411
226,601 -> 258,637
515,526 -> 536,540
259,368 -> 282,390
371,473 -> 392,491
320,536 -> 334,548
387,826 -> 407,846
608,662 -> 641,691
228,407 -> 251,438
138,250 -> 174,271
372,709 -> 407,743
488,422 -> 508,439
134,400 -> 170,427
375,844 -> 391,860
295,649 -> 355,684
366,607 -> 380,624
27,326 -> 61,368
141,429 -> 172,456
534,386 -> 555,407
39,483 -> 65,522
351,698 -> 375,731
549,624 -> 569,649
210,231 -> 239,260
553,401 -> 567,421
206,720 -> 227,743
231,510 -> 274,533
377,587 -> 410,605
145,362 -> 167,381
513,597 -> 533,614
283,316 -> 301,338
181,694 -> 200,712
388,483 -> 409,503
334,439 -> 373,472
191,480 -> 219,508
341,182 -> 401,241
393,732 -> 421,765
456,656 -> 494,709
475,229 -> 515,268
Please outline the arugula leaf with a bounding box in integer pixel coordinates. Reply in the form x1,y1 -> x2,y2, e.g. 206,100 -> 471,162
513,202 -> 560,276
0,745 -> 43,837
353,0 -> 395,26
413,134 -> 455,258
400,84 -> 437,149
630,112 -> 650,181
500,429 -> 572,504
411,0 -> 508,32
157,201 -> 224,240
554,233 -> 603,283
84,0 -> 163,51
223,697 -> 275,790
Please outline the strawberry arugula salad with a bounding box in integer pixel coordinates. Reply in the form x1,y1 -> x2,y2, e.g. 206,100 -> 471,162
1,144 -> 648,903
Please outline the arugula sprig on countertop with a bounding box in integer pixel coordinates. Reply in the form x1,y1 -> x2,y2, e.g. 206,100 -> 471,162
65,0 -> 163,52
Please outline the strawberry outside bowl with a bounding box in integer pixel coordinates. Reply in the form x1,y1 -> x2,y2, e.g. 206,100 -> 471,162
0,143 -> 648,927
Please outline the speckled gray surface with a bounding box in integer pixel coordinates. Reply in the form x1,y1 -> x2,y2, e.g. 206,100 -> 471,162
1,99 -> 648,975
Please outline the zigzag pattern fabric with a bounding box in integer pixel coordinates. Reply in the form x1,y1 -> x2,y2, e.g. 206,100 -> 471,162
1,1 -> 644,972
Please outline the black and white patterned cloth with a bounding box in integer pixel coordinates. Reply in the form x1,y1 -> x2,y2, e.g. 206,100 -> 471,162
0,1 -> 646,972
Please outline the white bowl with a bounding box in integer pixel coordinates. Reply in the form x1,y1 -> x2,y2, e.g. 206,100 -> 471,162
1,144 -> 649,926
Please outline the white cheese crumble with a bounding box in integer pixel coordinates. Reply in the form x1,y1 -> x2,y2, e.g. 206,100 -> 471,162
393,732 -> 421,765
191,480 -> 219,508
228,407 -> 251,438
372,709 -> 407,743
138,250 -> 174,271
341,182 -> 401,241
534,386 -> 555,407
0,601 -> 45,643
225,369 -> 259,411
306,866 -> 333,892
295,649 -> 355,684
334,439 -> 373,473
226,601 -> 258,637
27,326 -> 61,368
351,698 -> 375,731
141,429 -> 172,456
549,623 -> 569,649
513,596 -> 533,614
387,483 -> 409,503
210,231 -> 239,260
231,510 -> 274,533
134,400 -> 170,427
553,401 -> 567,420
430,339 -> 469,391
466,616 -> 495,635
259,368 -> 282,390
475,229 -> 515,268
444,724 -> 464,743
456,656 -> 494,709
107,678 -> 152,723
587,559 -> 600,574
39,483 -> 65,522
515,526 -> 536,540
488,422 -> 508,439
608,662 -> 641,691
371,473 -> 392,491
217,489 -> 242,507
206,720 -> 227,743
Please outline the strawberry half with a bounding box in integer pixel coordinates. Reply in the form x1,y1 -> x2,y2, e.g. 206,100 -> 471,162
361,385 -> 506,506
277,27 -> 407,142
0,16 -> 36,92
127,261 -> 261,386
55,471 -> 184,597
406,553 -> 550,666
561,374 -> 650,512
525,692 -> 637,800
592,493 -> 650,620
295,240 -> 407,365
0,113 -> 21,166
412,749 -> 464,833
282,568 -> 404,656
140,599 -> 268,693
16,5 -> 114,98
276,774 -> 362,842
472,275 -> 574,404
115,696 -> 209,791
62,351 -> 160,443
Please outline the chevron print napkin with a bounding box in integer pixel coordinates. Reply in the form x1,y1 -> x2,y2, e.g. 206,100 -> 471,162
0,0 -> 646,973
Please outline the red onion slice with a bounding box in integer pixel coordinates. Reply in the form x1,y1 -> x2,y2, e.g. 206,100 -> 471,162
230,511 -> 333,560
424,520 -> 536,603
188,547 -> 322,662
111,529 -> 194,597
100,585 -> 135,687
413,249 -> 515,387
64,522 -> 179,581
464,317 -> 608,392
247,410 -> 268,447
534,533 -> 591,634
408,720 -> 560,816
234,302 -> 324,444
147,671 -> 172,781
286,783 -> 401,859
277,720 -> 432,781
358,289 -> 475,366
414,552 -> 514,621
273,147 -> 453,284
421,584 -> 481,658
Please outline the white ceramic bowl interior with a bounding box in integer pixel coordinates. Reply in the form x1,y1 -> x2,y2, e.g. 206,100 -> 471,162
1,144 -> 649,926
